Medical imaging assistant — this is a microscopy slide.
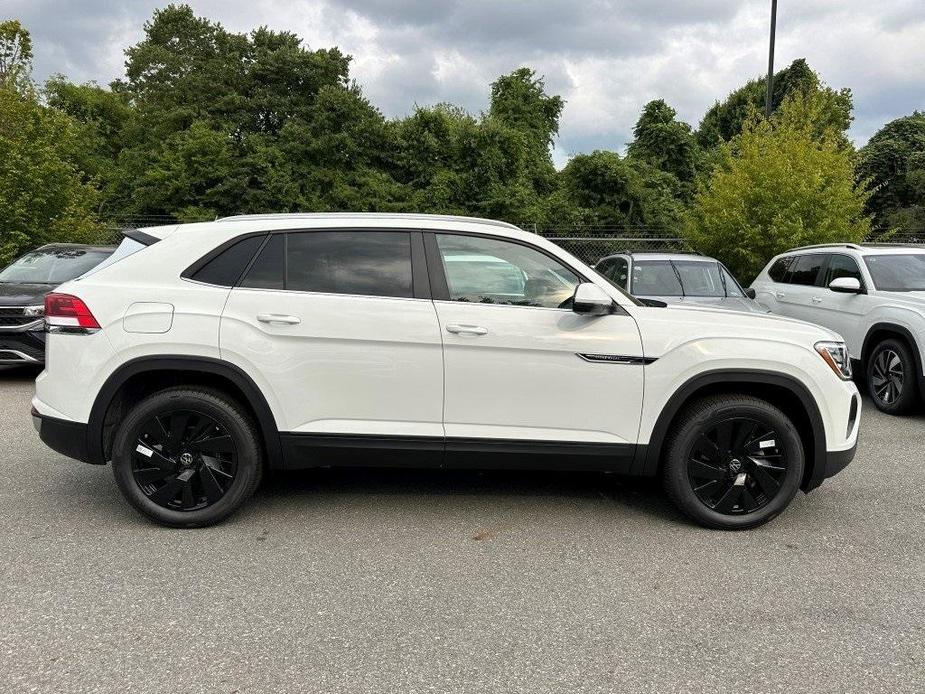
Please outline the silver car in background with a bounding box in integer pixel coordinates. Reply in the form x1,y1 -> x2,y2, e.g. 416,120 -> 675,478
593,251 -> 769,314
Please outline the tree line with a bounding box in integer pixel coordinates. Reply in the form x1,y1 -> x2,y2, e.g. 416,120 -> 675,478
1,6 -> 924,280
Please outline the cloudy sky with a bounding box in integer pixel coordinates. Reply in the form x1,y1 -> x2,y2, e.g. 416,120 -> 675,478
9,0 -> 925,166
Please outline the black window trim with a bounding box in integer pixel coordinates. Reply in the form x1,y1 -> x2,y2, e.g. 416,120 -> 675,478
182,228 -> 431,300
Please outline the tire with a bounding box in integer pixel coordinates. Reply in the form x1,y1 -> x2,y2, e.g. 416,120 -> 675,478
866,338 -> 919,415
662,394 -> 804,530
111,387 -> 264,528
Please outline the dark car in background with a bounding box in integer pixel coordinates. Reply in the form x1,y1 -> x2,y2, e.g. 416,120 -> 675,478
0,243 -> 115,365
593,251 -> 769,314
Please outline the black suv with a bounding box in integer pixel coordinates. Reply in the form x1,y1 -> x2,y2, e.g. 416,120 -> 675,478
0,244 -> 114,365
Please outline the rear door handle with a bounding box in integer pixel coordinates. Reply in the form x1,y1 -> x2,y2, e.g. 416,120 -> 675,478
445,324 -> 488,336
257,313 -> 301,325
775,292 -> 786,299
811,296 -> 822,303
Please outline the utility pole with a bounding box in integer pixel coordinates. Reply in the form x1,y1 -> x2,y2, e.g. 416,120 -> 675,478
765,0 -> 778,117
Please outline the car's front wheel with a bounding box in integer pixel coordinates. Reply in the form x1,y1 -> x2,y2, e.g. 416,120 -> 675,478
662,394 -> 804,530
866,338 -> 919,414
111,387 -> 263,527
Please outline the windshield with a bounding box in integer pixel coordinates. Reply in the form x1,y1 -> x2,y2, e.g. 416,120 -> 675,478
0,247 -> 113,284
671,260 -> 726,297
630,259 -> 741,298
863,254 -> 925,291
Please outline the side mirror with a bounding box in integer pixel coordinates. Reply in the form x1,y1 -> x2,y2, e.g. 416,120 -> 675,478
572,283 -> 613,316
829,277 -> 863,294
744,287 -> 757,300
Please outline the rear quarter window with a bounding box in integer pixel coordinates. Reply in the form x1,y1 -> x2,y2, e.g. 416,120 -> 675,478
187,235 -> 267,287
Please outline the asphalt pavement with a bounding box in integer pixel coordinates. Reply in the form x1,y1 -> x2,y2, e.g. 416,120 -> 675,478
0,367 -> 922,693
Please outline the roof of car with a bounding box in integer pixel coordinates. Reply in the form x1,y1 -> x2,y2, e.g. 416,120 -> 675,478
216,212 -> 522,231
598,252 -> 714,263
782,243 -> 925,256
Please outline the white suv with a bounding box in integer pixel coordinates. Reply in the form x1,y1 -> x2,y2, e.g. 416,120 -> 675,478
752,244 -> 925,415
33,214 -> 860,529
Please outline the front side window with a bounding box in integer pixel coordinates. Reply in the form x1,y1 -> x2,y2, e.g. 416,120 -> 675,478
824,254 -> 863,286
630,260 -> 683,296
787,254 -> 826,286
863,253 -> 925,291
0,247 -> 114,284
436,234 -> 580,308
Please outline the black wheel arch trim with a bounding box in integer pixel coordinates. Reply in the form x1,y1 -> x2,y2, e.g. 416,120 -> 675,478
633,369 -> 829,491
87,356 -> 283,467
861,322 -> 925,395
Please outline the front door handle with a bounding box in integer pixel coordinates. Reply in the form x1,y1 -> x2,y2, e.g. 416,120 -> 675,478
257,313 -> 301,325
775,292 -> 786,299
446,324 -> 488,336
811,296 -> 822,304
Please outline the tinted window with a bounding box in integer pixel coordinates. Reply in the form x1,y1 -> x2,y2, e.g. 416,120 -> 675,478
191,235 -> 265,286
0,247 -> 114,284
824,255 -> 863,286
599,257 -> 629,288
768,256 -> 793,283
787,254 -> 826,286
286,231 -> 412,298
436,234 -> 580,308
631,260 -> 683,296
241,234 -> 284,290
863,254 -> 925,291
672,261 -> 725,297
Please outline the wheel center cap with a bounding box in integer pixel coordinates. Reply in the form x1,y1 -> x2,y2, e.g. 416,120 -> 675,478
728,458 -> 742,473
179,452 -> 194,467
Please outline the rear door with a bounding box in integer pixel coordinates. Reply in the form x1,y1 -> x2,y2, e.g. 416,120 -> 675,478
220,230 -> 444,446
774,253 -> 827,323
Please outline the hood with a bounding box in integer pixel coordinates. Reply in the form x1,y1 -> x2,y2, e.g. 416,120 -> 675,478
633,302 -> 843,354
0,282 -> 55,306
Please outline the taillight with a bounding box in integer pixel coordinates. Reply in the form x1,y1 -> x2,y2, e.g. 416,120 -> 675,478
44,293 -> 101,330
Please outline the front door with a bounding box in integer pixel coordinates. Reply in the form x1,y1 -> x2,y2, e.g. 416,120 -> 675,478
427,232 -> 644,468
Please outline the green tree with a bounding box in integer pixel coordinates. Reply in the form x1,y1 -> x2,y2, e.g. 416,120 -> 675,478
0,89 -> 105,263
0,19 -> 32,93
686,93 -> 869,281
857,112 -> 925,233
697,59 -> 852,149
627,99 -> 700,193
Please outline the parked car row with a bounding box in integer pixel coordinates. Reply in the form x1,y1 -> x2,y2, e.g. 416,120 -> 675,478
31,214 -> 859,530
594,245 -> 925,417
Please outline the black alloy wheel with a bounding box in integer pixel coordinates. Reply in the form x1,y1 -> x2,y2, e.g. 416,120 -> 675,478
132,409 -> 238,512
112,388 -> 263,528
687,417 -> 787,515
662,394 -> 804,530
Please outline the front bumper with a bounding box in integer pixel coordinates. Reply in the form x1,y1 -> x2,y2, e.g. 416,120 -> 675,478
823,440 -> 857,480
32,409 -> 96,464
0,325 -> 45,364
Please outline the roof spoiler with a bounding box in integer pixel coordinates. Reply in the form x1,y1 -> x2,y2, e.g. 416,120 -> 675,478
122,228 -> 162,246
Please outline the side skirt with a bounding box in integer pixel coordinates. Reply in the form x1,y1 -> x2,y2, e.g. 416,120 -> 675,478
279,433 -> 641,474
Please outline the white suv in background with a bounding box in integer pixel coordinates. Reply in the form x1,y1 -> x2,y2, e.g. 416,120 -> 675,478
752,244 -> 925,414
33,214 -> 860,529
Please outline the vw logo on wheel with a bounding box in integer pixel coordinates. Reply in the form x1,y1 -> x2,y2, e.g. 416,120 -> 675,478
729,458 -> 742,473
179,452 -> 194,467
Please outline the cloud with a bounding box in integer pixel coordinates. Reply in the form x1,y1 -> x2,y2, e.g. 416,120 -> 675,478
9,0 -> 925,159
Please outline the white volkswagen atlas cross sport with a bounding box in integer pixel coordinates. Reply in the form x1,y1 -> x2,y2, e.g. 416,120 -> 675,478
33,214 -> 860,529
752,243 -> 925,415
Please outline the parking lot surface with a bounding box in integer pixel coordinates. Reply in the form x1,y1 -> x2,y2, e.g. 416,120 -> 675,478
1,369 -> 922,693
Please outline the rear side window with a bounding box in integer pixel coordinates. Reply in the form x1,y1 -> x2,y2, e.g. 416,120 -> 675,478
241,234 -> 285,290
190,235 -> 266,287
787,254 -> 826,286
767,256 -> 793,283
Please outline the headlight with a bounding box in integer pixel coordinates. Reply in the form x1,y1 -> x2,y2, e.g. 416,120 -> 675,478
815,341 -> 852,380
24,305 -> 45,317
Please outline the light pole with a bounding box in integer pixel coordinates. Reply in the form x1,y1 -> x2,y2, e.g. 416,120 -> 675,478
765,0 -> 778,117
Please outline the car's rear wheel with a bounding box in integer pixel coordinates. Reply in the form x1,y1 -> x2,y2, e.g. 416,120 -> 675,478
662,394 -> 804,530
111,388 -> 263,527
866,338 -> 918,414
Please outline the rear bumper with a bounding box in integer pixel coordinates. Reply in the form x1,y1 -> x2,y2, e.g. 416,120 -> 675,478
32,409 -> 97,464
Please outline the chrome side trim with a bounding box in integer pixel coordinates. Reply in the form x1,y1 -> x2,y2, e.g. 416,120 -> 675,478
577,353 -> 657,365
